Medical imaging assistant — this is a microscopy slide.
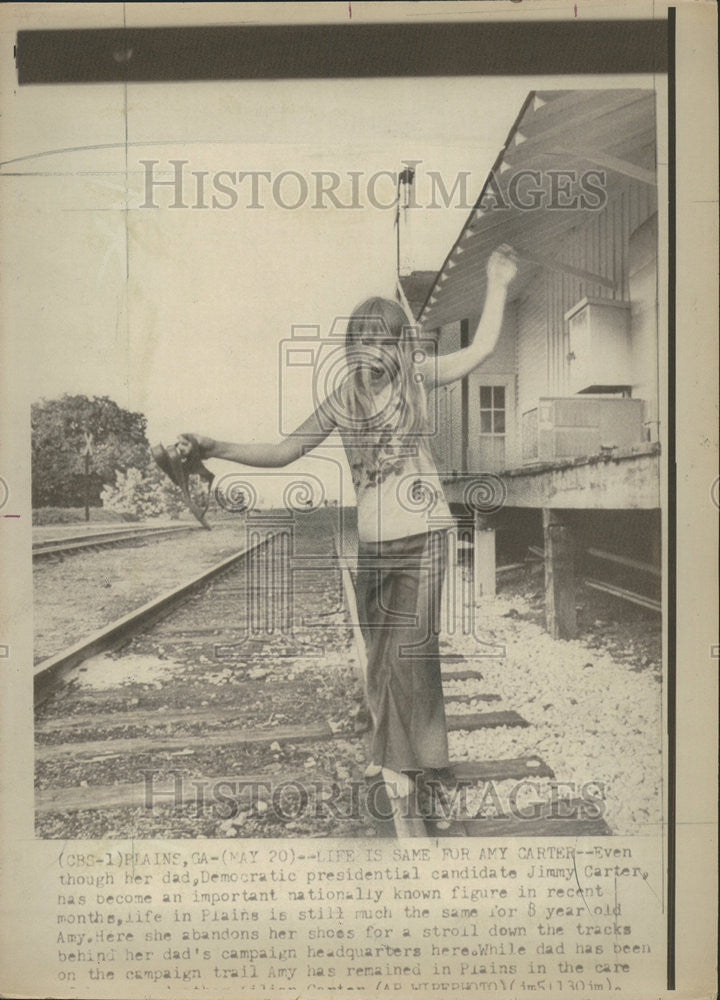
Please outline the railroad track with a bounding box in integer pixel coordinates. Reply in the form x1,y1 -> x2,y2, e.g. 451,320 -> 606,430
32,523 -> 198,560
34,510 -> 609,839
527,545 -> 661,613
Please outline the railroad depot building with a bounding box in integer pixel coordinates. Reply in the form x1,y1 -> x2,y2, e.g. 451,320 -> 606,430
399,89 -> 662,638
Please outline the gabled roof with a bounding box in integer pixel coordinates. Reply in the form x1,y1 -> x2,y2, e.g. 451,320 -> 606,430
399,271 -> 438,321
420,89 -> 657,329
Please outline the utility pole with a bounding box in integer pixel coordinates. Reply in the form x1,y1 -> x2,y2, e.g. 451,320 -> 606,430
81,430 -> 94,522
397,165 -> 415,279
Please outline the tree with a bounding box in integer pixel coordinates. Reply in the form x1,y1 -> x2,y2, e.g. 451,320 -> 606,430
31,394 -> 151,507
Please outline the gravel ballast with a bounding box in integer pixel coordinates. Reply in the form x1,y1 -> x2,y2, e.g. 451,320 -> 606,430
34,523 -> 663,838
33,521 -> 260,663
441,568 -> 662,836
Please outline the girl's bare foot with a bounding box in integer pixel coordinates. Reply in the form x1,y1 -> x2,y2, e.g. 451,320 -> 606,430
381,767 -> 415,799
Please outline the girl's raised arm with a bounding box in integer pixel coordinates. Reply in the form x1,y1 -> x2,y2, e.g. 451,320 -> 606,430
178,401 -> 336,469
424,244 -> 518,389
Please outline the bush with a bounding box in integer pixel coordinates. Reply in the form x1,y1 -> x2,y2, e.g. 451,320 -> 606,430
101,464 -> 186,521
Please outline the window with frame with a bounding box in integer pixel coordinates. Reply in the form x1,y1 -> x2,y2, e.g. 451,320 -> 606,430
479,385 -> 506,435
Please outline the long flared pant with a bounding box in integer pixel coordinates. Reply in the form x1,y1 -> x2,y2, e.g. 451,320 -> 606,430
356,530 -> 450,775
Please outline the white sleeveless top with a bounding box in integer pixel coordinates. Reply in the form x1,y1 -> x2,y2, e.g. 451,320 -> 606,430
336,384 -> 454,543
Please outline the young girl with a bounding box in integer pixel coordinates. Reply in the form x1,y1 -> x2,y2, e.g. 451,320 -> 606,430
176,244 -> 517,828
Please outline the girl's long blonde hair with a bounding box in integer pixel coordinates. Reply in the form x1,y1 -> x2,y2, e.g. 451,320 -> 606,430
338,296 -> 429,468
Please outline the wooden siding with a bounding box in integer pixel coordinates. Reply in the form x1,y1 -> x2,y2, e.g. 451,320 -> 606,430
517,272 -> 549,428
423,89 -> 660,500
428,321 -> 463,474
468,301 -> 519,470
421,89 -> 658,332
431,306 -> 519,475
433,181 -> 658,475
628,214 -> 659,438
519,181 -> 657,423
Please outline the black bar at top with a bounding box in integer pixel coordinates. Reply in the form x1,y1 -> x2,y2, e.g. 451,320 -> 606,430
16,20 -> 668,84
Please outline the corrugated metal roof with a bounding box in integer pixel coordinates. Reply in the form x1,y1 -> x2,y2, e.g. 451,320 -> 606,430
420,89 -> 657,329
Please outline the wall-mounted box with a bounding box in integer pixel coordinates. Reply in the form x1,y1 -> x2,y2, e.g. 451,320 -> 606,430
564,297 -> 631,394
522,396 -> 645,463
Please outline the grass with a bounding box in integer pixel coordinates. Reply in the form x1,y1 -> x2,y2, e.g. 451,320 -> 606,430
32,506 -> 177,526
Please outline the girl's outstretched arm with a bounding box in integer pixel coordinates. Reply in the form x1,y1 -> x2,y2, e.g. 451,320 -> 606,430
428,244 -> 518,388
178,404 -> 335,469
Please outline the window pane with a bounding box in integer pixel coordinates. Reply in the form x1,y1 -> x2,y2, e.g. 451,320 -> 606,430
494,410 -> 505,433
494,385 -> 505,408
480,386 -> 492,408
480,410 -> 492,433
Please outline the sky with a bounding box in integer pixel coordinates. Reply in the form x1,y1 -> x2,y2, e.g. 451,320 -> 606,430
2,69 -> 534,500
3,74 -> 533,409
0,5 -> 661,507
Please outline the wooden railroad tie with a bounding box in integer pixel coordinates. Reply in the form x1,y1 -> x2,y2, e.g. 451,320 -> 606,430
460,805 -> 611,837
35,756 -> 554,816
35,710 -> 528,763
442,668 -> 485,681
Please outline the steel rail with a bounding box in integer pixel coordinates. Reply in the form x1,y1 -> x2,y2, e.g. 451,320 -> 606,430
33,523 -> 198,559
34,527 -> 608,839
33,531 -> 278,704
584,577 -> 661,613
527,546 -> 661,611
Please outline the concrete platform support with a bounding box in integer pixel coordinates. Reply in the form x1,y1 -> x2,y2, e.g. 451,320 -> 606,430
542,508 -> 577,639
473,513 -> 497,603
